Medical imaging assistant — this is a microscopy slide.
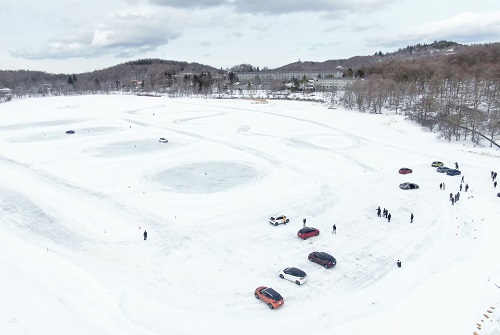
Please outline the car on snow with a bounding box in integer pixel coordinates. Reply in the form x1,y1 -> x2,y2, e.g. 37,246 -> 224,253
279,267 -> 307,285
159,137 -> 168,143
432,161 -> 444,167
399,167 -> 413,174
436,166 -> 451,173
254,286 -> 284,309
308,251 -> 337,269
269,215 -> 289,226
297,227 -> 320,240
65,130 -> 75,134
399,182 -> 419,190
497,192 -> 500,197
446,169 -> 461,176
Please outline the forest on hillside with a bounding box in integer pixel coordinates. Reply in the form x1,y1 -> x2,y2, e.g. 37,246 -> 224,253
341,43 -> 500,148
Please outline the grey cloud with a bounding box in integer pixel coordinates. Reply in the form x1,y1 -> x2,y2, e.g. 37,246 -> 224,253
149,0 -> 229,8
368,11 -> 500,49
308,42 -> 340,51
148,0 -> 395,14
9,8 -> 181,60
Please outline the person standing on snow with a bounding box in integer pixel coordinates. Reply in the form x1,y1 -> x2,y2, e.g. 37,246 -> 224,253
397,260 -> 401,268
465,184 -> 469,192
410,213 -> 414,223
143,230 -> 148,240
303,218 -> 306,228
455,162 -> 459,169
377,206 -> 381,217
494,181 -> 497,188
460,184 -> 462,191
440,183 -> 443,190
332,224 -> 336,234
387,213 -> 392,222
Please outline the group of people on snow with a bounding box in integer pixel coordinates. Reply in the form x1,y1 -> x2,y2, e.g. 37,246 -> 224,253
376,206 -> 392,222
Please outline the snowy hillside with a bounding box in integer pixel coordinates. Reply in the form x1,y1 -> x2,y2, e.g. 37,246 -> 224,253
1,95 -> 499,335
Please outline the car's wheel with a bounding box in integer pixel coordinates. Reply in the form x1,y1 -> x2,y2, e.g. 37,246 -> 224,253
304,236 -> 308,240
268,303 -> 274,310
295,280 -> 301,285
255,293 -> 259,299
308,257 -> 314,262
324,264 -> 329,269
279,274 -> 284,279
274,223 -> 278,226
315,231 -> 319,236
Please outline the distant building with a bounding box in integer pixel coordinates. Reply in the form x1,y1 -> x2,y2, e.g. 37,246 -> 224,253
313,77 -> 354,91
234,70 -> 349,90
0,87 -> 12,95
0,88 -> 12,101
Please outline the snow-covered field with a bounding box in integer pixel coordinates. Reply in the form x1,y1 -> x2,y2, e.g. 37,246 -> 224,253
1,95 -> 499,335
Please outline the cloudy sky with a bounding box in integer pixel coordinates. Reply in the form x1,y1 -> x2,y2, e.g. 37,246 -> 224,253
1,0 -> 499,74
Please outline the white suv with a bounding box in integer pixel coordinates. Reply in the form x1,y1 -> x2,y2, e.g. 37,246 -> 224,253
269,215 -> 289,226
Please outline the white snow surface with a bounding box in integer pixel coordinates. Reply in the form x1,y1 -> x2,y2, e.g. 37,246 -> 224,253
1,95 -> 500,335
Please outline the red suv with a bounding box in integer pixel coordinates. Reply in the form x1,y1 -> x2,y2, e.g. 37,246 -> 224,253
308,251 -> 337,268
254,286 -> 284,309
297,227 -> 319,240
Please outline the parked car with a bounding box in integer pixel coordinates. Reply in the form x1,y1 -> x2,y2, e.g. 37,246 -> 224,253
297,227 -> 320,240
254,286 -> 284,309
159,137 -> 168,143
431,161 -> 444,167
65,130 -> 75,134
437,166 -> 451,173
269,215 -> 289,226
308,251 -> 337,269
399,182 -> 419,190
279,267 -> 307,285
399,167 -> 413,174
447,169 -> 461,176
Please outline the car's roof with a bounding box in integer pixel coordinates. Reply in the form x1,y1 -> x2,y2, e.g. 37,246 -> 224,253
285,267 -> 306,277
263,287 -> 282,300
299,227 -> 315,233
315,252 -> 334,260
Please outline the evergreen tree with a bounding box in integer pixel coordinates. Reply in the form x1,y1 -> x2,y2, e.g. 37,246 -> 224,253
67,75 -> 74,85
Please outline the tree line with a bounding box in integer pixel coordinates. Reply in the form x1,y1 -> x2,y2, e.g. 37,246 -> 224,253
341,43 -> 500,147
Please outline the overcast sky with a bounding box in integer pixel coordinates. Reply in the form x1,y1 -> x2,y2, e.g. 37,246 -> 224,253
1,0 -> 499,74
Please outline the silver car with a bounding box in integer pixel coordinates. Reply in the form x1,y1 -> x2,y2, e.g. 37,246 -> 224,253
399,182 -> 419,190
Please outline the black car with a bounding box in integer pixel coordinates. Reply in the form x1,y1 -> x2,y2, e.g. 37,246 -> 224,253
65,130 -> 75,134
447,169 -> 461,176
308,251 -> 337,269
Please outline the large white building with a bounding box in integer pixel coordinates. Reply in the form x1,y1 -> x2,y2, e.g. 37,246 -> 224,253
234,68 -> 353,91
